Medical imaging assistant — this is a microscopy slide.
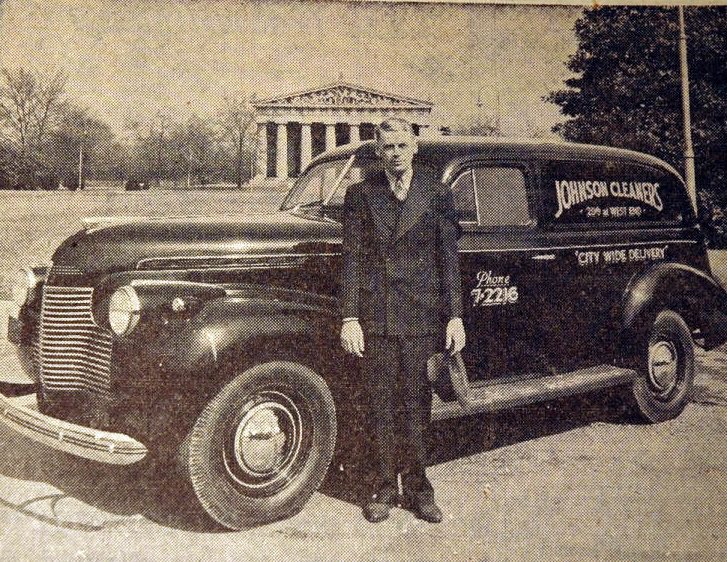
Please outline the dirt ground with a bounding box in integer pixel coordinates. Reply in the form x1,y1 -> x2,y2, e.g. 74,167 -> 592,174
0,191 -> 725,560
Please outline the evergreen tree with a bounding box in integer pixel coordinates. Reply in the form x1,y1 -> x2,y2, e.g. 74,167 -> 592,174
546,6 -> 727,245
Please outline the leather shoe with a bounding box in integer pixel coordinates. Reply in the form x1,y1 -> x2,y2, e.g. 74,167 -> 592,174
405,494 -> 443,523
362,488 -> 397,523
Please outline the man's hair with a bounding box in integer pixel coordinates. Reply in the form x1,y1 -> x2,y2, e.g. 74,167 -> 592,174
374,117 -> 414,142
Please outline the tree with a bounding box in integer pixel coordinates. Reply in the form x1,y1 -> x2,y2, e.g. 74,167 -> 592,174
123,113 -> 173,186
46,103 -> 121,187
216,94 -> 257,188
0,67 -> 67,156
168,114 -> 219,186
545,6 -> 727,246
451,114 -> 501,137
121,96 -> 258,189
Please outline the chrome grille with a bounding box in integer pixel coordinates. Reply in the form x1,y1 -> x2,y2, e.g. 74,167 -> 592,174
39,286 -> 112,395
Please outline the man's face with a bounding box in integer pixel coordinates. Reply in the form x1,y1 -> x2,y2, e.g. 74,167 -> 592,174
376,129 -> 418,177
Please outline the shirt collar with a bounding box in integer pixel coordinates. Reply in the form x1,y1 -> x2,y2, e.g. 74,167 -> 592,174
384,168 -> 413,191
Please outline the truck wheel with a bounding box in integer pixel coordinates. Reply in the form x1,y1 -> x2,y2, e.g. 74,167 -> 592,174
184,361 -> 336,529
630,310 -> 695,423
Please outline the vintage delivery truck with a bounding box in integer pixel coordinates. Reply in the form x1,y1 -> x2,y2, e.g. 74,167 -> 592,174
4,137 -> 727,529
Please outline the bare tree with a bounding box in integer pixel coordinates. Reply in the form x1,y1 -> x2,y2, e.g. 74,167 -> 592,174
217,94 -> 257,189
0,67 -> 67,155
47,103 -> 120,187
451,114 -> 501,137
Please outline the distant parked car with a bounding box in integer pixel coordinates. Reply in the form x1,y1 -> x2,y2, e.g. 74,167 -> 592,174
125,177 -> 150,191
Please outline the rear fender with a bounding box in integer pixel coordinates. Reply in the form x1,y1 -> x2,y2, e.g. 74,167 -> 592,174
621,262 -> 727,353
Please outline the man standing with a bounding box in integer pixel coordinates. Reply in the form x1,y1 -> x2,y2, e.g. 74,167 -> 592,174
340,117 -> 465,523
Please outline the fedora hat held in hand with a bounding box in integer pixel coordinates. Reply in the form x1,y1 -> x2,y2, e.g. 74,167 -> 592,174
427,351 -> 470,407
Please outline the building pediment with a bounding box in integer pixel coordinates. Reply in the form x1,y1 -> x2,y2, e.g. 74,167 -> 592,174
254,81 -> 433,110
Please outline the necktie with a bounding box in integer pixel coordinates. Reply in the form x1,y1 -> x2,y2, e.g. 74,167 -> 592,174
393,177 -> 407,201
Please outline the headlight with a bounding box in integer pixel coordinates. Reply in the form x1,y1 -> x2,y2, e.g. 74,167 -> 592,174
11,268 -> 42,307
108,286 -> 141,336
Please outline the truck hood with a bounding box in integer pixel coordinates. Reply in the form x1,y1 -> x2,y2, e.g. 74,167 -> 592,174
51,211 -> 342,274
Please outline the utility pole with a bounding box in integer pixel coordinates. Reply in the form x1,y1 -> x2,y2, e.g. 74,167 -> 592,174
678,5 -> 697,213
237,127 -> 243,190
187,141 -> 192,189
155,113 -> 168,189
78,122 -> 87,190
186,102 -> 192,189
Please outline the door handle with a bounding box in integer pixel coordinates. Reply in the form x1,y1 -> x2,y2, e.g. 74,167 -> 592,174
531,254 -> 556,261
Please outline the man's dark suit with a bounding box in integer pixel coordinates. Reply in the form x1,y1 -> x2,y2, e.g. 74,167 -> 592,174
341,166 -> 462,494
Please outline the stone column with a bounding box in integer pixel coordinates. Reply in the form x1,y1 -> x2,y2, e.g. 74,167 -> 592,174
276,122 -> 288,179
349,123 -> 360,144
300,122 -> 312,172
256,122 -> 268,178
325,123 -> 336,152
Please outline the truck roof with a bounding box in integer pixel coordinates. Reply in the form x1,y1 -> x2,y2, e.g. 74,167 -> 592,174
307,136 -> 684,184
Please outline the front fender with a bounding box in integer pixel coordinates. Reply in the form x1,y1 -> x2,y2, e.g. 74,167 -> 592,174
154,296 -> 339,379
622,262 -> 727,351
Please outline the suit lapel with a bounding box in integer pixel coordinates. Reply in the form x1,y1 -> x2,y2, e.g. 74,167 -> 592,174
394,171 -> 435,241
362,172 -> 397,240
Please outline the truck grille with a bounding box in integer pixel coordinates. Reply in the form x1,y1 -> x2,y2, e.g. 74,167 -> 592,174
38,286 -> 112,396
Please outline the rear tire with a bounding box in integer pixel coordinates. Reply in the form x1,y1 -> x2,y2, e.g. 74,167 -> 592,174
182,361 -> 336,529
629,310 -> 695,423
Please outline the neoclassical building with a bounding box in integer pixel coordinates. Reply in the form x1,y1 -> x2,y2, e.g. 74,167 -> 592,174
253,81 -> 434,179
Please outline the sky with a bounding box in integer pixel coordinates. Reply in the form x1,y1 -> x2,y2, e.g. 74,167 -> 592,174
0,0 -> 582,136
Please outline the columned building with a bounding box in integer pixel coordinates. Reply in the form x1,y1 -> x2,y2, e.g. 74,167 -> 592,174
252,81 -> 434,179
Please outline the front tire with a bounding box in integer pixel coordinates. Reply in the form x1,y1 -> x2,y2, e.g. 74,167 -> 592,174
184,361 -> 336,529
630,310 -> 695,423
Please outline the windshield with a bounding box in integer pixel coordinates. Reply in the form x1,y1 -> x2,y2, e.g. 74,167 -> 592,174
281,156 -> 382,210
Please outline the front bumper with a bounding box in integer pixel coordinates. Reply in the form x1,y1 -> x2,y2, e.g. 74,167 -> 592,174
0,392 -> 148,465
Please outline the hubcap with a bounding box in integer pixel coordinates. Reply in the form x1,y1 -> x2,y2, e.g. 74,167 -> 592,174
648,340 -> 679,394
234,401 -> 296,475
225,390 -> 307,495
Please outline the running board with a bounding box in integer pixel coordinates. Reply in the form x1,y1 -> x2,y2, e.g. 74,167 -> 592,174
432,365 -> 637,421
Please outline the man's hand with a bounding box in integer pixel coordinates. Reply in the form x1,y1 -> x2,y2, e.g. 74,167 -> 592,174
445,317 -> 466,355
341,319 -> 365,357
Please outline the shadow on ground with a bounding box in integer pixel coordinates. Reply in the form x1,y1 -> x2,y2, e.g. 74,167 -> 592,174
0,421 -> 220,533
0,387 -> 627,534
319,387 -> 631,507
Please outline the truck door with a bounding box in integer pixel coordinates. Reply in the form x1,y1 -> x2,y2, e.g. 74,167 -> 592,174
450,161 -> 547,382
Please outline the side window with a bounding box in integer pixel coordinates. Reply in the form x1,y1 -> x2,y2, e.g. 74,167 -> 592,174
450,169 -> 477,222
473,167 -> 532,227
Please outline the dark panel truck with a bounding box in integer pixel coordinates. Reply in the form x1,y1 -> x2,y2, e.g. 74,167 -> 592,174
5,137 -> 727,529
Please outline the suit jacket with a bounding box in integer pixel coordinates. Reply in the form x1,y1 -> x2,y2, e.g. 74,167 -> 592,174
341,167 -> 463,336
